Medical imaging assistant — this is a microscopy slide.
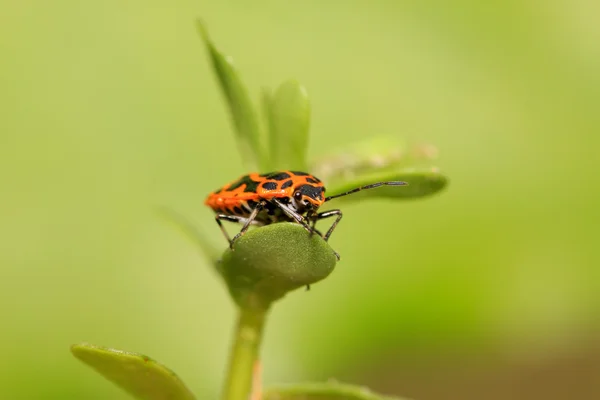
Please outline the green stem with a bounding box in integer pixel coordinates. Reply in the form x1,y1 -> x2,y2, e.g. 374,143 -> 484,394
222,306 -> 268,400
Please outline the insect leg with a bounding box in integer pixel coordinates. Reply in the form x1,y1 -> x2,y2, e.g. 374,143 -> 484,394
313,209 -> 343,241
230,200 -> 268,246
304,211 -> 324,238
311,227 -> 323,237
271,199 -> 340,262
303,210 -> 316,237
215,214 -> 262,245
271,198 -> 312,233
306,209 -> 342,261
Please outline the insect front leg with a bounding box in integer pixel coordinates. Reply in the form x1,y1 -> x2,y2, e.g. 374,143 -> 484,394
312,209 -> 343,242
271,198 -> 313,233
304,211 -> 318,237
305,209 -> 342,261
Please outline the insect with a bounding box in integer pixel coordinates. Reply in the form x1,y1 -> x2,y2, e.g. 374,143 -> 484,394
205,171 -> 407,257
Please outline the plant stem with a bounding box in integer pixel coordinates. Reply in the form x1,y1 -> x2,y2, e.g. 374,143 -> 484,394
222,306 -> 268,400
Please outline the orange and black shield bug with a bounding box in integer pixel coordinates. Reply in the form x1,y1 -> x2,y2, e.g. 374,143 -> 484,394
205,171 -> 407,258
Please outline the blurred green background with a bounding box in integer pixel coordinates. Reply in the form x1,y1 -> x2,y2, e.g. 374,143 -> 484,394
2,0 -> 599,399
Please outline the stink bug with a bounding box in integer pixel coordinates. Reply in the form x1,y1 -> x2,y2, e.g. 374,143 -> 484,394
205,171 -> 407,257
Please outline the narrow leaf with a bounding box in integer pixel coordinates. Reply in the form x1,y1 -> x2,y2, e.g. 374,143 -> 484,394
261,87 -> 274,170
263,382 -> 410,400
71,343 -> 196,400
268,79 -> 311,171
196,20 -> 264,170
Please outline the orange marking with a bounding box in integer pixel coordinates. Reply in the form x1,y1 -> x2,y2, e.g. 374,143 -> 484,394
250,359 -> 262,400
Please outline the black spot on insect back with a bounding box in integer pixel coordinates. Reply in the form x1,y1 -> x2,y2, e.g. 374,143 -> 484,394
266,172 -> 291,181
289,171 -> 310,176
297,184 -> 324,201
261,181 -> 278,190
227,176 -> 248,191
225,175 -> 260,193
281,179 -> 293,189
243,179 -> 259,193
306,177 -> 320,184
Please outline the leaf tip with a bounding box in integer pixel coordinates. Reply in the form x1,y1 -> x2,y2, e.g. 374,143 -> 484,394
70,342 -> 89,356
195,18 -> 209,42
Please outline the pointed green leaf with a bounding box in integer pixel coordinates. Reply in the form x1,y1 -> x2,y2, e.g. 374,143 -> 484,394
310,136 -> 440,183
260,87 -> 274,170
267,79 -> 311,171
196,20 -> 264,170
263,382 -> 410,400
324,168 -> 447,202
71,343 -> 196,400
310,136 -> 447,201
219,223 -> 337,309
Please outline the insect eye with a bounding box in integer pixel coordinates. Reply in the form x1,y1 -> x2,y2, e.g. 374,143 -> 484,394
293,191 -> 302,201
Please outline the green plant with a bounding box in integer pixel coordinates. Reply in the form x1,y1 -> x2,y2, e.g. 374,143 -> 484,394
71,21 -> 447,400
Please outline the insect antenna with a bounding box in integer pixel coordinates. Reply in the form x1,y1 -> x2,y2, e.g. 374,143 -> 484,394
324,181 -> 408,202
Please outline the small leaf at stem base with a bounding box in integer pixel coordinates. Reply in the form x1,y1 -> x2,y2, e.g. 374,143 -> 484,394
71,343 -> 196,400
263,382 -> 411,400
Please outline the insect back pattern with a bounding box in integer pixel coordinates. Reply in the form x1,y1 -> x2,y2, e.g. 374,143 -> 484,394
205,170 -> 407,258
